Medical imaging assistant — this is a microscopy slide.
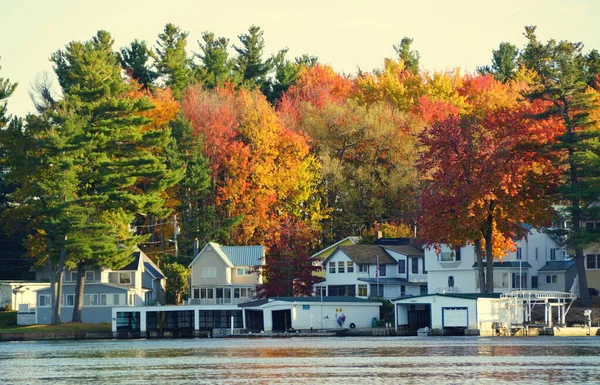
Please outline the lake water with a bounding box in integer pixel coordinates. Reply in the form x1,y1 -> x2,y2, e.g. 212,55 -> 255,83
1,336 -> 599,384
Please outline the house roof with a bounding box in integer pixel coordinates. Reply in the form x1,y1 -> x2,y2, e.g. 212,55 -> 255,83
392,292 -> 502,302
310,236 -> 361,260
381,245 -> 424,257
471,261 -> 532,268
189,242 -> 264,268
239,296 -> 381,307
326,245 -> 397,265
221,246 -> 264,266
538,260 -> 576,272
120,249 -> 165,279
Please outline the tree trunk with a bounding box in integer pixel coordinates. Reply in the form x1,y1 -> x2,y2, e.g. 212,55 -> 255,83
51,236 -> 67,325
71,261 -> 86,322
484,215 -> 494,293
575,247 -> 592,305
474,239 -> 486,294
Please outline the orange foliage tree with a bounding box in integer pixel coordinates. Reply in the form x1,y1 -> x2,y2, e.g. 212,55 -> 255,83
182,84 -> 324,245
417,74 -> 562,292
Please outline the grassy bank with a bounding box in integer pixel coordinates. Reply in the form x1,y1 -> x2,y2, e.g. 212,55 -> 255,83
0,312 -> 110,333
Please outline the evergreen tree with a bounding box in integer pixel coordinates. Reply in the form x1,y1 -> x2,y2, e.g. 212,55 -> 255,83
477,42 -> 520,83
0,60 -> 17,127
267,51 -> 317,103
50,30 -> 182,321
393,37 -> 420,73
154,23 -> 193,97
120,40 -> 158,89
195,32 -> 233,88
521,26 -> 600,306
233,25 -> 274,89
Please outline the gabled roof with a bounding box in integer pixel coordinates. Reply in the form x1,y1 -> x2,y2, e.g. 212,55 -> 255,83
310,236 -> 361,260
324,245 -> 397,265
538,260 -> 576,272
120,248 -> 165,279
189,242 -> 264,268
382,245 -> 424,257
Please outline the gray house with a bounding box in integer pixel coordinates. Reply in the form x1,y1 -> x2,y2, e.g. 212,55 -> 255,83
35,248 -> 166,324
537,260 -> 577,292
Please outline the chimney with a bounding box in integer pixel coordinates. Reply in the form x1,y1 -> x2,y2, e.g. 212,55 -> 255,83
193,238 -> 199,257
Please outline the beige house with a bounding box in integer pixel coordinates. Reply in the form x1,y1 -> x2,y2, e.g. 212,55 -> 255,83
188,242 -> 265,305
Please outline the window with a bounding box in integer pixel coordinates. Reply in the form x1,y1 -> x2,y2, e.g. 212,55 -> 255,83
200,288 -> 214,299
371,284 -> 383,297
329,262 -> 336,274
241,288 -> 247,297
347,261 -> 354,273
83,294 -> 98,306
234,288 -> 240,298
455,249 -> 461,261
516,248 -> 522,260
338,261 -> 345,273
315,286 -> 326,297
64,294 -> 75,306
38,294 -> 51,307
535,247 -> 539,260
358,264 -> 368,273
358,284 -> 368,296
85,271 -> 95,282
119,272 -> 132,285
302,305 -> 310,310
532,276 -> 538,289
379,264 -> 387,277
512,273 -> 528,289
193,288 -> 200,298
398,260 -> 406,274
327,285 -> 356,296
546,275 -> 558,284
113,294 -> 121,306
587,254 -> 599,270
202,267 -> 217,278
237,268 -> 251,276
401,285 -> 406,297
420,285 -> 428,295
550,248 -> 557,261
411,258 -> 419,274
448,276 -> 455,288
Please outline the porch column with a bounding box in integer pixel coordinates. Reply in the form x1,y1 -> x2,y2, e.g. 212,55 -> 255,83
140,310 -> 147,332
194,309 -> 200,330
242,308 -> 247,329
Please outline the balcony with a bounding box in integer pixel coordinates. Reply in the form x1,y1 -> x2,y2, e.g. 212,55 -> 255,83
187,297 -> 253,306
408,273 -> 428,283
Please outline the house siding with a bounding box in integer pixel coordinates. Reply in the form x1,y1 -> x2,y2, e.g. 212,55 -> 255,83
190,248 -> 229,286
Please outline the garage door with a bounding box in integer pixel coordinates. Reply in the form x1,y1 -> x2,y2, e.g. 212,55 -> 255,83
442,307 -> 468,327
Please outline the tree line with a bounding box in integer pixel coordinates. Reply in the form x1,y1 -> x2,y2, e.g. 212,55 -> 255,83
0,24 -> 598,323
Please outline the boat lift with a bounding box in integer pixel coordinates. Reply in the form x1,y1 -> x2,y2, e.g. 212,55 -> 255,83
501,290 -> 577,327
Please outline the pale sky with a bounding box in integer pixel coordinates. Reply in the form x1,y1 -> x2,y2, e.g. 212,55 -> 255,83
1,0 -> 599,117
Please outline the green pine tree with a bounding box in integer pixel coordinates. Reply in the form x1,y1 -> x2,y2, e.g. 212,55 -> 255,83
195,32 -> 233,88
477,42 -> 519,83
394,37 -> 420,73
521,26 -> 600,306
154,23 -> 193,97
120,40 -> 158,90
233,25 -> 274,89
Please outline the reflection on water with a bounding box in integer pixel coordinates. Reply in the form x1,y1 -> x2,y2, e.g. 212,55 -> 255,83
1,337 -> 600,384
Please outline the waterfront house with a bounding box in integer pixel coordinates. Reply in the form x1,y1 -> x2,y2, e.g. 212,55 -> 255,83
310,236 -> 361,278
584,219 -> 600,295
35,248 -> 166,324
188,242 -> 265,305
425,226 -> 572,294
314,242 -> 427,300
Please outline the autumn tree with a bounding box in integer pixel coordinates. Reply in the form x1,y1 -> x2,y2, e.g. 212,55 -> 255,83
255,218 -> 321,297
521,26 -> 600,305
418,75 -> 561,293
182,84 -> 324,245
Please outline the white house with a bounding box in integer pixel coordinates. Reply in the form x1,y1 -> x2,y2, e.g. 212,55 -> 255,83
426,226 -> 571,294
188,242 -> 265,305
315,243 -> 427,300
